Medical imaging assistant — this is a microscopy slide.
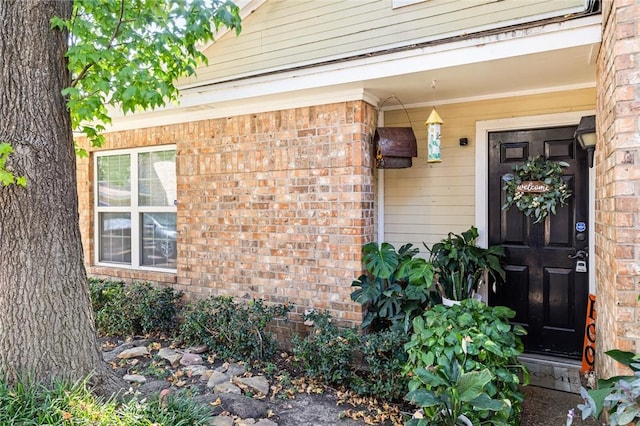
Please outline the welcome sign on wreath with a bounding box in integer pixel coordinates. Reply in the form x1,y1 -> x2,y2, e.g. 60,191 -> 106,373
502,156 -> 572,224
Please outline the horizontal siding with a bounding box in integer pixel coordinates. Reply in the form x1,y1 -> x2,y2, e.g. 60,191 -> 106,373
382,87 -> 595,250
183,0 -> 585,85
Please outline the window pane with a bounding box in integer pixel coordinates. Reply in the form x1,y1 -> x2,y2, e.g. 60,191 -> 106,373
99,212 -> 131,264
138,150 -> 176,207
97,154 -> 131,206
141,213 -> 177,269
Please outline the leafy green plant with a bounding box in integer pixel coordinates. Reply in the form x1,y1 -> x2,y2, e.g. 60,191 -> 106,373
351,242 -> 436,332
427,226 -> 505,301
404,299 -> 528,425
179,296 -> 290,361
88,277 -> 125,313
406,358 -> 503,426
569,350 -> 640,425
352,328 -> 410,401
292,311 -> 360,385
91,280 -> 183,337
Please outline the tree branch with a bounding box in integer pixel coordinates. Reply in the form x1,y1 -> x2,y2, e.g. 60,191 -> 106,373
70,0 -> 126,88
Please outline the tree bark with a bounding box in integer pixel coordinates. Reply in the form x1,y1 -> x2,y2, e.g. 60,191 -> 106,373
0,0 -> 121,393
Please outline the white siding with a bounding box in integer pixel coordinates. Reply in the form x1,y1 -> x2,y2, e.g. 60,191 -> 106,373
381,88 -> 595,250
184,0 -> 585,85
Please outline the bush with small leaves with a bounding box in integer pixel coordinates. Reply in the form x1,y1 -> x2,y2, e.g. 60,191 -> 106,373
292,311 -> 360,386
90,279 -> 182,337
179,296 -> 290,362
352,328 -> 410,401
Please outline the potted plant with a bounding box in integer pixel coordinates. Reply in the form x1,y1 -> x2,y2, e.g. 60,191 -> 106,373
405,299 -> 529,425
426,226 -> 506,303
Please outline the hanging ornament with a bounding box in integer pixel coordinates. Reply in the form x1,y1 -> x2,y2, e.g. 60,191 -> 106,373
425,107 -> 443,163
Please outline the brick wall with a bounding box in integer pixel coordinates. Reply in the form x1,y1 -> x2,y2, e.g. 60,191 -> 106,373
78,101 -> 378,337
595,0 -> 640,378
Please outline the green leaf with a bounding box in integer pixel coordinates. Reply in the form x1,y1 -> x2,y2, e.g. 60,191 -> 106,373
605,349 -> 638,370
406,388 -> 441,408
469,393 -> 505,411
363,242 -> 399,279
457,369 -> 493,402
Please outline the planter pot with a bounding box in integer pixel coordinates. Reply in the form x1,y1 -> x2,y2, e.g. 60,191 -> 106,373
441,297 -> 461,307
457,414 -> 473,426
413,409 -> 473,426
442,294 -> 484,307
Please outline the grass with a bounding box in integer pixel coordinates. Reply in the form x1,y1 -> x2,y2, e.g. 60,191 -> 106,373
0,376 -> 211,425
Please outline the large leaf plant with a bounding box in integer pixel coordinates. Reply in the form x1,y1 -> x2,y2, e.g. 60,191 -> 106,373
350,242 -> 436,332
427,226 -> 506,301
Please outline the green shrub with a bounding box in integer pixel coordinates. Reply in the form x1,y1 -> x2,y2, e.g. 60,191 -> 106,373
404,299 -> 528,425
179,296 -> 290,361
292,311 -> 360,386
351,242 -> 436,332
352,328 -> 410,401
88,277 -> 124,313
90,279 -> 183,337
0,376 -> 211,425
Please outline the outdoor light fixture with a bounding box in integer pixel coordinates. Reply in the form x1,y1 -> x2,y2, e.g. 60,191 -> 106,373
574,115 -> 596,168
425,108 -> 443,163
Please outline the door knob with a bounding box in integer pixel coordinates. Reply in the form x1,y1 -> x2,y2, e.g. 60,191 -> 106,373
568,249 -> 588,260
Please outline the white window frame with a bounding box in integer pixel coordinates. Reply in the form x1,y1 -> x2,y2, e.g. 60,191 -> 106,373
94,145 -> 177,272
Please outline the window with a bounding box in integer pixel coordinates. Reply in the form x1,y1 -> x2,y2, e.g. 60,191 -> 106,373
95,147 -> 177,270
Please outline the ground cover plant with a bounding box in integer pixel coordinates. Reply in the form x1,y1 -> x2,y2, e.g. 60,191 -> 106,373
0,377 -> 211,425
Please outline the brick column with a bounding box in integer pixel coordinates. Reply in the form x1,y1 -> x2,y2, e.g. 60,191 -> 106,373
595,0 -> 640,377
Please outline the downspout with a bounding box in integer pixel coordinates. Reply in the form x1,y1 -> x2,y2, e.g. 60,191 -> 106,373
377,110 -> 385,243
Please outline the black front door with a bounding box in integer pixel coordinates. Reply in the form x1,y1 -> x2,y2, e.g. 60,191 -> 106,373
488,126 -> 589,358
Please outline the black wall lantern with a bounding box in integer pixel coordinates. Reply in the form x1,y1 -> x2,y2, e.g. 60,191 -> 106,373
574,115 -> 596,168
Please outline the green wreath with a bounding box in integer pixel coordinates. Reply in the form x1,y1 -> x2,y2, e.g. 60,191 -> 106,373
502,156 -> 572,224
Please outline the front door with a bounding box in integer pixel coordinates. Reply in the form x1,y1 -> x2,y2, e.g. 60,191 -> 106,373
488,125 -> 589,358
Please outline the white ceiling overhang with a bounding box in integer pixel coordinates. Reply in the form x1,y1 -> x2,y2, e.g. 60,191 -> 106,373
104,14 -> 601,133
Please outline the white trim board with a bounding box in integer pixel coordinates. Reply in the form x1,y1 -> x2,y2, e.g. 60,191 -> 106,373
474,110 -> 596,294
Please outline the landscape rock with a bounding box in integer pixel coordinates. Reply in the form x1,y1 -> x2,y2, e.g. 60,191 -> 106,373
200,369 -> 214,382
180,352 -> 204,366
236,419 -> 256,426
123,374 -> 147,384
183,365 -> 209,377
209,416 -> 234,426
102,342 -> 135,363
187,344 -> 209,354
254,420 -> 278,426
118,346 -> 150,359
216,393 -> 269,419
158,347 -> 182,367
236,376 -> 270,396
214,382 -> 242,394
217,362 -> 246,377
137,380 -> 171,396
207,371 -> 230,389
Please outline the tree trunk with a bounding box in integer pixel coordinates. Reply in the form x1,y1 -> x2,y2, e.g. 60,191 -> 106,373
0,0 -> 120,393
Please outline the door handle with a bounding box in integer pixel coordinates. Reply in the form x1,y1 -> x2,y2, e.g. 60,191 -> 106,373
568,249 -> 588,260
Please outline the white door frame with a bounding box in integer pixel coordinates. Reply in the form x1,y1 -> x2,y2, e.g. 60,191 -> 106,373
474,111 -> 596,293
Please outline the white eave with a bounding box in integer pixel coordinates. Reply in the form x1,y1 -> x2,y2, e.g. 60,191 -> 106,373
103,13 -> 601,133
